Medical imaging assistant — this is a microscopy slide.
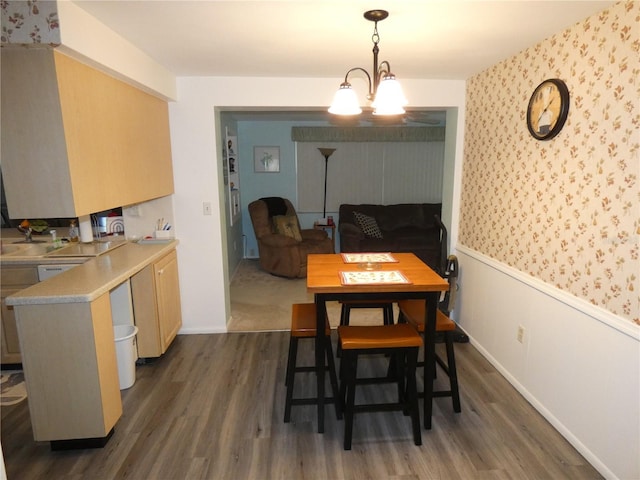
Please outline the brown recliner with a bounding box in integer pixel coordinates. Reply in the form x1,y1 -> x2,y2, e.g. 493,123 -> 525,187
248,197 -> 334,278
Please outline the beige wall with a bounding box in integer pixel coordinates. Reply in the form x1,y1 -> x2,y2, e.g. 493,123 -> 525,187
460,0 -> 639,325
455,3 -> 639,478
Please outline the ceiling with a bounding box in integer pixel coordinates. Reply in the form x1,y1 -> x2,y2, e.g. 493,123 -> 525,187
71,1 -> 615,123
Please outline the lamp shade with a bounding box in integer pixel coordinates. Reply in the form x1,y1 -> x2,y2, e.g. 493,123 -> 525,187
318,148 -> 336,158
328,83 -> 362,115
371,76 -> 407,115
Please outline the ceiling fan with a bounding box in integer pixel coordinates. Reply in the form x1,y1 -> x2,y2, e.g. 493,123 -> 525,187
328,110 -> 446,127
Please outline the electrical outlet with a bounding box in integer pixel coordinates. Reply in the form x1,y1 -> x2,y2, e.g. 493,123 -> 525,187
517,325 -> 525,344
203,202 -> 212,215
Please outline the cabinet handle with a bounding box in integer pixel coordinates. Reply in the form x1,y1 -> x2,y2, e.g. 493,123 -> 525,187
158,269 -> 164,275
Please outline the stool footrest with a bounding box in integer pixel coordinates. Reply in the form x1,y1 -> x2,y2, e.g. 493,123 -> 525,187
294,366 -> 323,374
418,353 -> 450,371
417,390 -> 454,398
291,397 -> 339,406
354,376 -> 398,385
432,391 -> 454,398
353,402 -> 409,413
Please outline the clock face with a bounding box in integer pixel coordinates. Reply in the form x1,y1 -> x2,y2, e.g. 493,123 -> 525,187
527,79 -> 569,140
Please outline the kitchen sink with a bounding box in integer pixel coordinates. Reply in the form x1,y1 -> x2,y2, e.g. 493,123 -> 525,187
1,244 -> 25,255
1,242 -> 66,258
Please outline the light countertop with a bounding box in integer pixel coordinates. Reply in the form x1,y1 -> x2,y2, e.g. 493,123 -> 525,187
6,240 -> 179,306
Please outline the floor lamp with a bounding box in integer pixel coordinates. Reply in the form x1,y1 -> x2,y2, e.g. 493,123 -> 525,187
318,148 -> 336,225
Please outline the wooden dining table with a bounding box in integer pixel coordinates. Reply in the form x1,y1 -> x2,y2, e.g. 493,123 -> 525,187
307,252 -> 449,433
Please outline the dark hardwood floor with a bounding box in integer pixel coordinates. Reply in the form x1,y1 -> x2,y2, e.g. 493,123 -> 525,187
1,331 -> 602,479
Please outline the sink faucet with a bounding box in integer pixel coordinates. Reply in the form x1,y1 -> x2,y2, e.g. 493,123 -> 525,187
18,225 -> 33,243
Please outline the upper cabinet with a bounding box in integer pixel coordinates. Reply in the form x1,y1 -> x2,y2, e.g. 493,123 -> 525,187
1,48 -> 174,218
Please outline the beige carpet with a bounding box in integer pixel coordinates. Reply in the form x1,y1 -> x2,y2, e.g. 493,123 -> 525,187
228,259 -> 397,332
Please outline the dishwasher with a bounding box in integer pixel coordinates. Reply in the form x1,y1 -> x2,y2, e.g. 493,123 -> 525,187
37,264 -> 81,281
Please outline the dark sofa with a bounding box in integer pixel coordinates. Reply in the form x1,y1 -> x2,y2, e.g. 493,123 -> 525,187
338,203 -> 447,273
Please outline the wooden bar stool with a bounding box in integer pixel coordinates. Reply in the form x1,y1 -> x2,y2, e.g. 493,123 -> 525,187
397,300 -> 462,417
337,323 -> 422,450
284,303 -> 342,423
338,300 -> 395,358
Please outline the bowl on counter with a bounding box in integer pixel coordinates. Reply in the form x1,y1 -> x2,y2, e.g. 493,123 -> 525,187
17,220 -> 49,235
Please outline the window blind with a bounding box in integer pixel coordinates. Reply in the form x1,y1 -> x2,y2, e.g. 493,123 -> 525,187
296,141 -> 445,213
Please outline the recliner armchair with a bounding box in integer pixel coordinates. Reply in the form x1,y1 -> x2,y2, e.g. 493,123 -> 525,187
248,197 -> 334,278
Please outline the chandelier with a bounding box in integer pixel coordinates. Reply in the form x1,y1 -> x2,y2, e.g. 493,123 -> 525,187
328,10 -> 407,116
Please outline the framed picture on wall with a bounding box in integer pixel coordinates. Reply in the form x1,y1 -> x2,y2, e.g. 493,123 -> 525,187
254,146 -> 280,173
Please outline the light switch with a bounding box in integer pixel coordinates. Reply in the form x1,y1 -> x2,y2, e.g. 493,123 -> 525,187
203,202 -> 212,215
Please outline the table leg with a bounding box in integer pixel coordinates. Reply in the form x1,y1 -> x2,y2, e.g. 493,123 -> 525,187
423,292 -> 438,430
315,295 -> 326,433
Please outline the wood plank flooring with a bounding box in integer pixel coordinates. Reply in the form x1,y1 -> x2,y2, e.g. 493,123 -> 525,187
1,331 -> 602,479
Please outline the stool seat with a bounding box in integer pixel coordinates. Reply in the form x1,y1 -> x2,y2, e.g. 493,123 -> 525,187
338,324 -> 423,350
291,303 -> 331,337
396,301 -> 456,332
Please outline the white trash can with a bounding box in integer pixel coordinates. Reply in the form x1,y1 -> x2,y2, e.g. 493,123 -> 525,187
113,325 -> 139,390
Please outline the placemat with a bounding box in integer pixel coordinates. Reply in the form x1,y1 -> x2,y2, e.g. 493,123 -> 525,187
340,270 -> 410,285
341,252 -> 398,263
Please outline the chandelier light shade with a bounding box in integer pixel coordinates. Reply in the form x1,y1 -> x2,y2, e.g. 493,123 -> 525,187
371,75 -> 408,115
328,84 -> 362,115
328,10 -> 407,117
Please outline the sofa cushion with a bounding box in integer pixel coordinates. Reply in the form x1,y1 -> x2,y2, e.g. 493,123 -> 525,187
384,227 -> 439,244
272,215 -> 302,241
353,211 -> 383,239
377,204 -> 426,231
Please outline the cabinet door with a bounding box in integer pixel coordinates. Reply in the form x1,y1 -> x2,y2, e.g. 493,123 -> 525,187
130,264 -> 161,358
2,49 -> 174,219
1,288 -> 23,364
15,294 -> 122,441
154,250 -> 182,352
1,266 -> 39,364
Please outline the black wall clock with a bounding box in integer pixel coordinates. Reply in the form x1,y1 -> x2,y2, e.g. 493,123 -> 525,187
526,78 -> 570,141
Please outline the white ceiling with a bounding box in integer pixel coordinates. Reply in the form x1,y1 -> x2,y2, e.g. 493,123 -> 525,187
72,1 -> 614,80
70,1 -> 614,124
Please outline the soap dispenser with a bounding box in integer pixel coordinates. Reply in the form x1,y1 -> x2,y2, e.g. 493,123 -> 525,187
69,219 -> 79,242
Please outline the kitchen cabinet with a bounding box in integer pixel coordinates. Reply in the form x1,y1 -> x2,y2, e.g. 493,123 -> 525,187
131,249 -> 182,358
7,241 -> 179,447
16,293 -> 122,443
1,48 -> 174,219
1,266 -> 38,364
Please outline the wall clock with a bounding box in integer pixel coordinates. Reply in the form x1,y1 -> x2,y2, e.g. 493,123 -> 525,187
526,78 -> 570,141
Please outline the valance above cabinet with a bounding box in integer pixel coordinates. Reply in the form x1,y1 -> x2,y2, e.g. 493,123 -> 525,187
1,48 -> 174,219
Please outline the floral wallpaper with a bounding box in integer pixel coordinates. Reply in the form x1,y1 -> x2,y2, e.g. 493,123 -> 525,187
460,1 -> 639,325
1,0 -> 60,45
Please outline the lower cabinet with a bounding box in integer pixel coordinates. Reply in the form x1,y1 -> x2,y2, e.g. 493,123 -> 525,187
1,265 -> 39,364
16,293 -> 122,442
8,243 -> 181,445
131,249 -> 182,358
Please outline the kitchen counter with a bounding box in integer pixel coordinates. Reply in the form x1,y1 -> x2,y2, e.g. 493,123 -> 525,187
1,254 -> 88,266
6,240 -> 179,305
5,237 -> 181,447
